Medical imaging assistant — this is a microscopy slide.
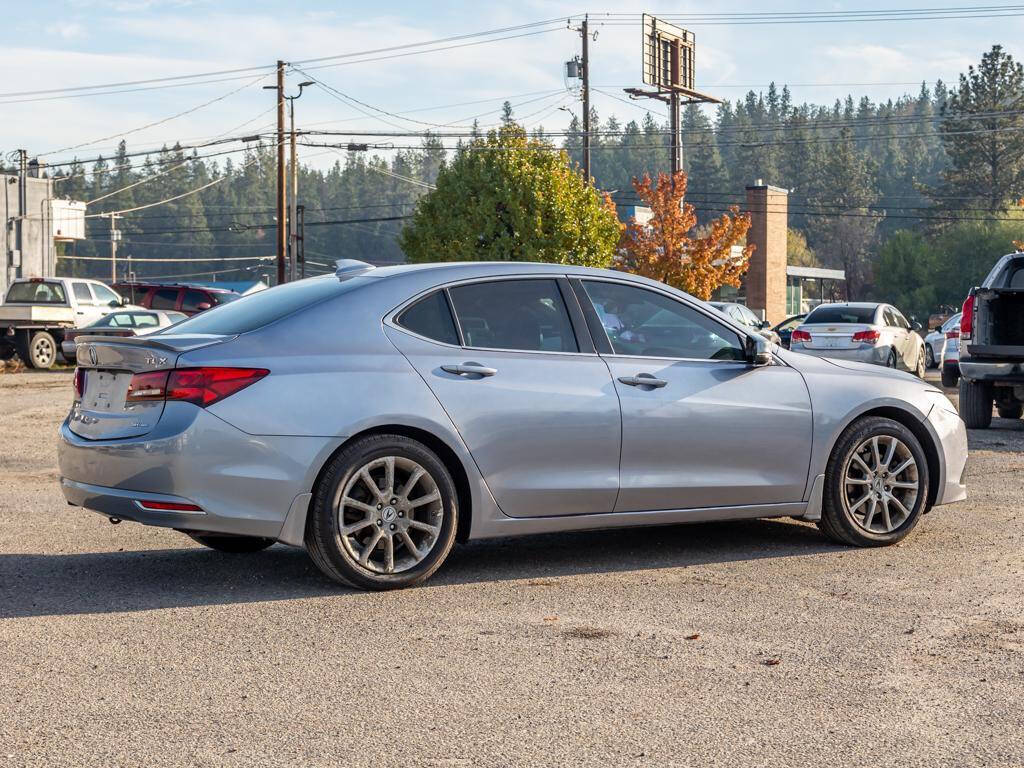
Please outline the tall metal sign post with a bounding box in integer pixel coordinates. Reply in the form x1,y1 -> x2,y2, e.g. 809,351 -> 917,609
625,14 -> 721,180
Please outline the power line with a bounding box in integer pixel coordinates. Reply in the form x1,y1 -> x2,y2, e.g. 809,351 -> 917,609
38,74 -> 271,157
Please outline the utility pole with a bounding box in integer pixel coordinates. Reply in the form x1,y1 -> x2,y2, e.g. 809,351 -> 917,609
15,150 -> 27,273
271,61 -> 286,285
297,204 -> 306,279
107,214 -> 121,281
670,88 -> 681,178
581,15 -> 591,183
286,81 -> 313,282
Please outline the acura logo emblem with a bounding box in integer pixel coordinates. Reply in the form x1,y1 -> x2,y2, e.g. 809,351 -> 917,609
87,346 -> 98,365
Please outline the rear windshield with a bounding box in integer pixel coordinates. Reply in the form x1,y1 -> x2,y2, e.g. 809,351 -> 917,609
160,276 -> 361,336
5,281 -> 67,304
805,306 -> 877,324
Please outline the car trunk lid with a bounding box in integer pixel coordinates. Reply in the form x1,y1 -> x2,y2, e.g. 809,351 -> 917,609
68,333 -> 230,440
800,323 -> 873,351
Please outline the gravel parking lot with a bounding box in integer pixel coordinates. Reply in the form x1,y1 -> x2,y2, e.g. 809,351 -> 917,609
1,369 -> 1022,767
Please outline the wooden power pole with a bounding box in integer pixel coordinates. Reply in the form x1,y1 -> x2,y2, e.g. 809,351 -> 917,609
581,16 -> 591,183
275,61 -> 286,285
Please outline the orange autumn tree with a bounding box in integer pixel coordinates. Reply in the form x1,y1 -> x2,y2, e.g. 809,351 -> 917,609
617,170 -> 754,299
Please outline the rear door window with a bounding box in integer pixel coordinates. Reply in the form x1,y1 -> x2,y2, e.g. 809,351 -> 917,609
396,290 -> 459,345
448,279 -> 578,353
150,288 -> 180,310
72,282 -> 94,304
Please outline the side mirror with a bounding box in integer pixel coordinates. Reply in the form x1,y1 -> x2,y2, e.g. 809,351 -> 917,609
111,299 -> 124,308
759,319 -> 772,330
912,321 -> 923,332
746,335 -> 773,367
196,302 -> 212,311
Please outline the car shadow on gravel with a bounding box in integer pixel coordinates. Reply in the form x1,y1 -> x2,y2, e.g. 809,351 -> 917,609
0,518 -> 841,617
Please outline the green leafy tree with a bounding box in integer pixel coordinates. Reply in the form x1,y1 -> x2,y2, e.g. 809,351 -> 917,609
399,124 -> 620,266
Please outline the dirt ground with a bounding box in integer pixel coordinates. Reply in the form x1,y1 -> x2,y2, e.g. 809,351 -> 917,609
1,368 -> 1022,767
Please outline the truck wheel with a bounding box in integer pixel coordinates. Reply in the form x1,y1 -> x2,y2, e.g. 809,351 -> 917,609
997,404 -> 1023,420
959,379 -> 993,429
18,331 -> 57,369
940,363 -> 959,389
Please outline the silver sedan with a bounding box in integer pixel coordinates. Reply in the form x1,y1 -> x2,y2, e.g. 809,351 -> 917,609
58,263 -> 968,590
790,302 -> 927,377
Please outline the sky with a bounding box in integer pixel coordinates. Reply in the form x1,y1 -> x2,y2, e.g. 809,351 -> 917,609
3,0 -> 1024,174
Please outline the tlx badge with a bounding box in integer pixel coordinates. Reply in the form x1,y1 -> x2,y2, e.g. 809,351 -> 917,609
144,354 -> 168,367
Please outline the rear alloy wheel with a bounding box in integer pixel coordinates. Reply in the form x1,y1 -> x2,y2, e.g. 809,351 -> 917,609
20,330 -> 57,369
915,347 -> 927,378
925,344 -> 935,368
818,416 -> 928,547
186,532 -> 275,553
306,434 -> 458,590
959,379 -> 993,429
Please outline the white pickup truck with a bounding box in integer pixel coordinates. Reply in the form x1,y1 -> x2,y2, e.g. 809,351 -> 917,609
0,277 -> 130,368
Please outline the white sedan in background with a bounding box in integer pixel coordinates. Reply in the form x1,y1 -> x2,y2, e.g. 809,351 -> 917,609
790,302 -> 927,377
924,312 -> 962,369
61,310 -> 187,363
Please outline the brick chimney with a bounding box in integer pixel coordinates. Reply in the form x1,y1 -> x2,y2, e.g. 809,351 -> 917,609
744,182 -> 788,325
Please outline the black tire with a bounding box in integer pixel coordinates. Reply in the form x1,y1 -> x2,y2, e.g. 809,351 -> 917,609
925,344 -> 935,368
817,416 -> 929,547
940,362 -> 959,389
959,379 -> 993,429
886,348 -> 898,368
306,434 -> 459,590
186,532 -> 275,553
18,330 -> 57,369
997,403 -> 1023,419
0,343 -> 16,362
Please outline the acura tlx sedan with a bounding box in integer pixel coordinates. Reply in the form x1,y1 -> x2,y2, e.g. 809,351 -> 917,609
59,261 -> 968,590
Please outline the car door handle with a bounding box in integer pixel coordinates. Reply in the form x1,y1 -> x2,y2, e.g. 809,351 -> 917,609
618,374 -> 667,388
441,363 -> 497,377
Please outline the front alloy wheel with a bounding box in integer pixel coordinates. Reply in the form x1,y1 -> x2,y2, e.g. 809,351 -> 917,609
306,434 -> 458,590
841,435 -> 920,534
818,416 -> 929,547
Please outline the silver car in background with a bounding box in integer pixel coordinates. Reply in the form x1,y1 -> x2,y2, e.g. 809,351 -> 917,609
790,302 -> 927,377
709,301 -> 782,345
58,262 -> 967,590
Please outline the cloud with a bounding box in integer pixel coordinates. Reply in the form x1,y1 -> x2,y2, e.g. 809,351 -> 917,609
44,22 -> 86,40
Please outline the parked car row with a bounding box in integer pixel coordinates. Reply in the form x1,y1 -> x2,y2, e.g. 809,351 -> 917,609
0,277 -> 241,368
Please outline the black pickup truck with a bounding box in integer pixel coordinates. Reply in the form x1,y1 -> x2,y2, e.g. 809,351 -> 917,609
958,252 -> 1024,428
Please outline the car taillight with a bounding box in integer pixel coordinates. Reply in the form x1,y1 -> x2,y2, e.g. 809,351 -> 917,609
792,329 -> 811,342
960,294 -> 974,341
73,367 -> 85,399
946,328 -> 960,340
853,329 -> 881,343
126,370 -> 170,402
126,367 -> 268,407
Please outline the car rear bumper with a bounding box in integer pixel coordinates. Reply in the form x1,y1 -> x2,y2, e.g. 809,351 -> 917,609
57,402 -> 343,539
790,344 -> 888,365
